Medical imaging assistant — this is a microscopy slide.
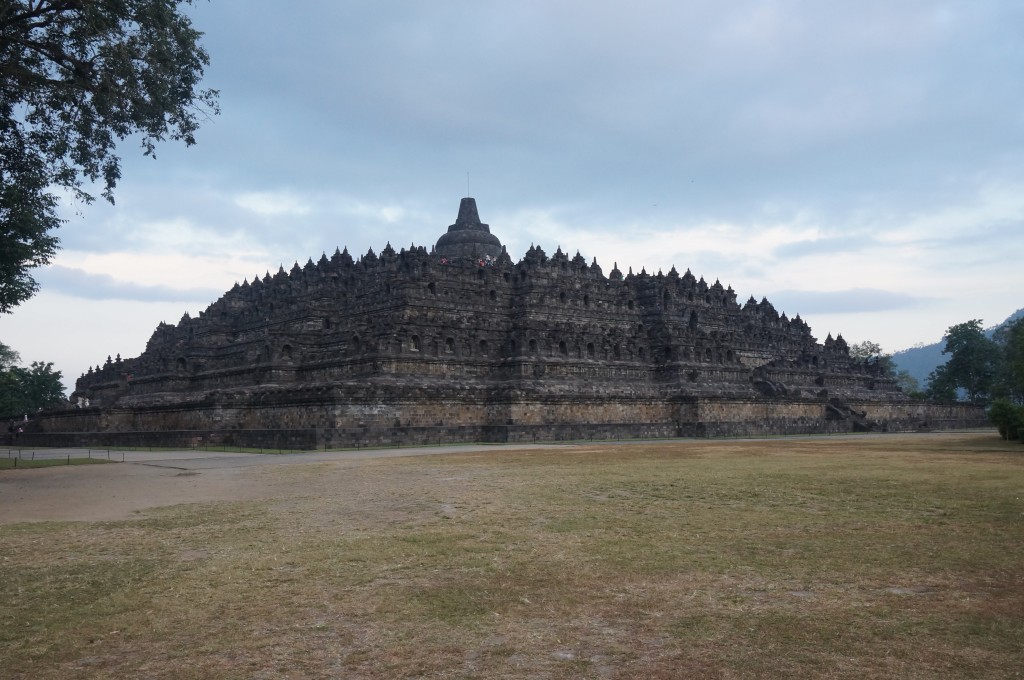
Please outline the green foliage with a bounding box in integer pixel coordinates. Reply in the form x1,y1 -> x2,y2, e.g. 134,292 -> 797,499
0,1 -> 219,312
993,317 -> 1024,404
0,341 -> 65,416
893,369 -> 924,399
0,340 -> 19,369
848,340 -> 883,360
925,363 -> 958,402
848,340 -> 896,378
0,367 -> 19,416
0,132 -> 61,311
988,399 -> 1024,441
925,320 -> 1001,405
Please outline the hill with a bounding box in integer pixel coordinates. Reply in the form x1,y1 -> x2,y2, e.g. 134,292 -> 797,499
891,308 -> 1024,386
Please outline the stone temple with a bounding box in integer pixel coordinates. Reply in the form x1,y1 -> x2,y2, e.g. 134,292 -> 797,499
31,198 -> 983,448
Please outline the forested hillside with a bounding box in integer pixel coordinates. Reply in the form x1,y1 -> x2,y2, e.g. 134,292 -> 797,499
892,308 -> 1024,385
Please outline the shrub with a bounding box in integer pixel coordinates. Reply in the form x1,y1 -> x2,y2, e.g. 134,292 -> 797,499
988,399 -> 1024,441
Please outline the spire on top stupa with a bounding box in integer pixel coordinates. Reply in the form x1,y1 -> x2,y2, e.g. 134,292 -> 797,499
434,197 -> 504,259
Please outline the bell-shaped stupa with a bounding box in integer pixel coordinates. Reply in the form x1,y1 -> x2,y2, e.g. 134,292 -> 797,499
434,197 -> 503,260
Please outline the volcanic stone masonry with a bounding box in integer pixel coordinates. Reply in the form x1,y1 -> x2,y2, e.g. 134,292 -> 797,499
27,198 -> 986,448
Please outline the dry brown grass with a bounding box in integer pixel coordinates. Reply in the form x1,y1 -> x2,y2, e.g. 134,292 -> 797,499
2,433 -> 1022,678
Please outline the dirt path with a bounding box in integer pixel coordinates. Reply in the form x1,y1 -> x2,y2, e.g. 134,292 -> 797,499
0,443 -> 563,523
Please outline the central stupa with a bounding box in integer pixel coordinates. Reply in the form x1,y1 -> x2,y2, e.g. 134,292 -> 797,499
434,197 -> 504,259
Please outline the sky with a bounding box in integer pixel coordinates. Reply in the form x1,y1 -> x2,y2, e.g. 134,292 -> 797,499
2,1 -> 1023,393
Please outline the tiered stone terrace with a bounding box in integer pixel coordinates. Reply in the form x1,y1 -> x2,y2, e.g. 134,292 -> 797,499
28,198 -> 985,448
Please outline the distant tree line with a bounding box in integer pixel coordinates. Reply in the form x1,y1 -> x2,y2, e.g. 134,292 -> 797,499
857,318 -> 1024,442
1,340 -> 65,419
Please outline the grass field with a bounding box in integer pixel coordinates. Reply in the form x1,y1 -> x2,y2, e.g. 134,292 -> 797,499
1,433 -> 1022,678
0,457 -> 111,470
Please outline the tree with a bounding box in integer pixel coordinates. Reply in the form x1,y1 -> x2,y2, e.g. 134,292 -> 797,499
0,1 -> 218,312
0,339 -> 19,369
849,339 -> 901,380
15,360 -> 65,408
926,320 -> 1001,405
993,317 -> 1024,404
925,362 -> 958,402
0,340 -> 21,415
0,342 -> 65,415
849,341 -> 894,371
848,341 -> 884,360
893,369 -> 923,398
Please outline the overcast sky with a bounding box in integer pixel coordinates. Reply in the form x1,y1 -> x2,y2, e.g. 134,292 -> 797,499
2,1 -> 1022,392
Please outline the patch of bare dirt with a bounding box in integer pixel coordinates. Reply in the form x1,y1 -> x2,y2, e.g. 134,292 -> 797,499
0,461 -> 284,523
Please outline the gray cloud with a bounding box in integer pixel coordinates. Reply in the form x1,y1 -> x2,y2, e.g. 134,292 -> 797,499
52,1 -> 1024,275
766,288 -> 931,316
773,235 -> 879,259
36,266 -> 222,303
187,3 -> 1016,210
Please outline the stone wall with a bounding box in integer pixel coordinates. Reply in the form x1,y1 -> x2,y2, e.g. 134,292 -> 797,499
22,389 -> 988,450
